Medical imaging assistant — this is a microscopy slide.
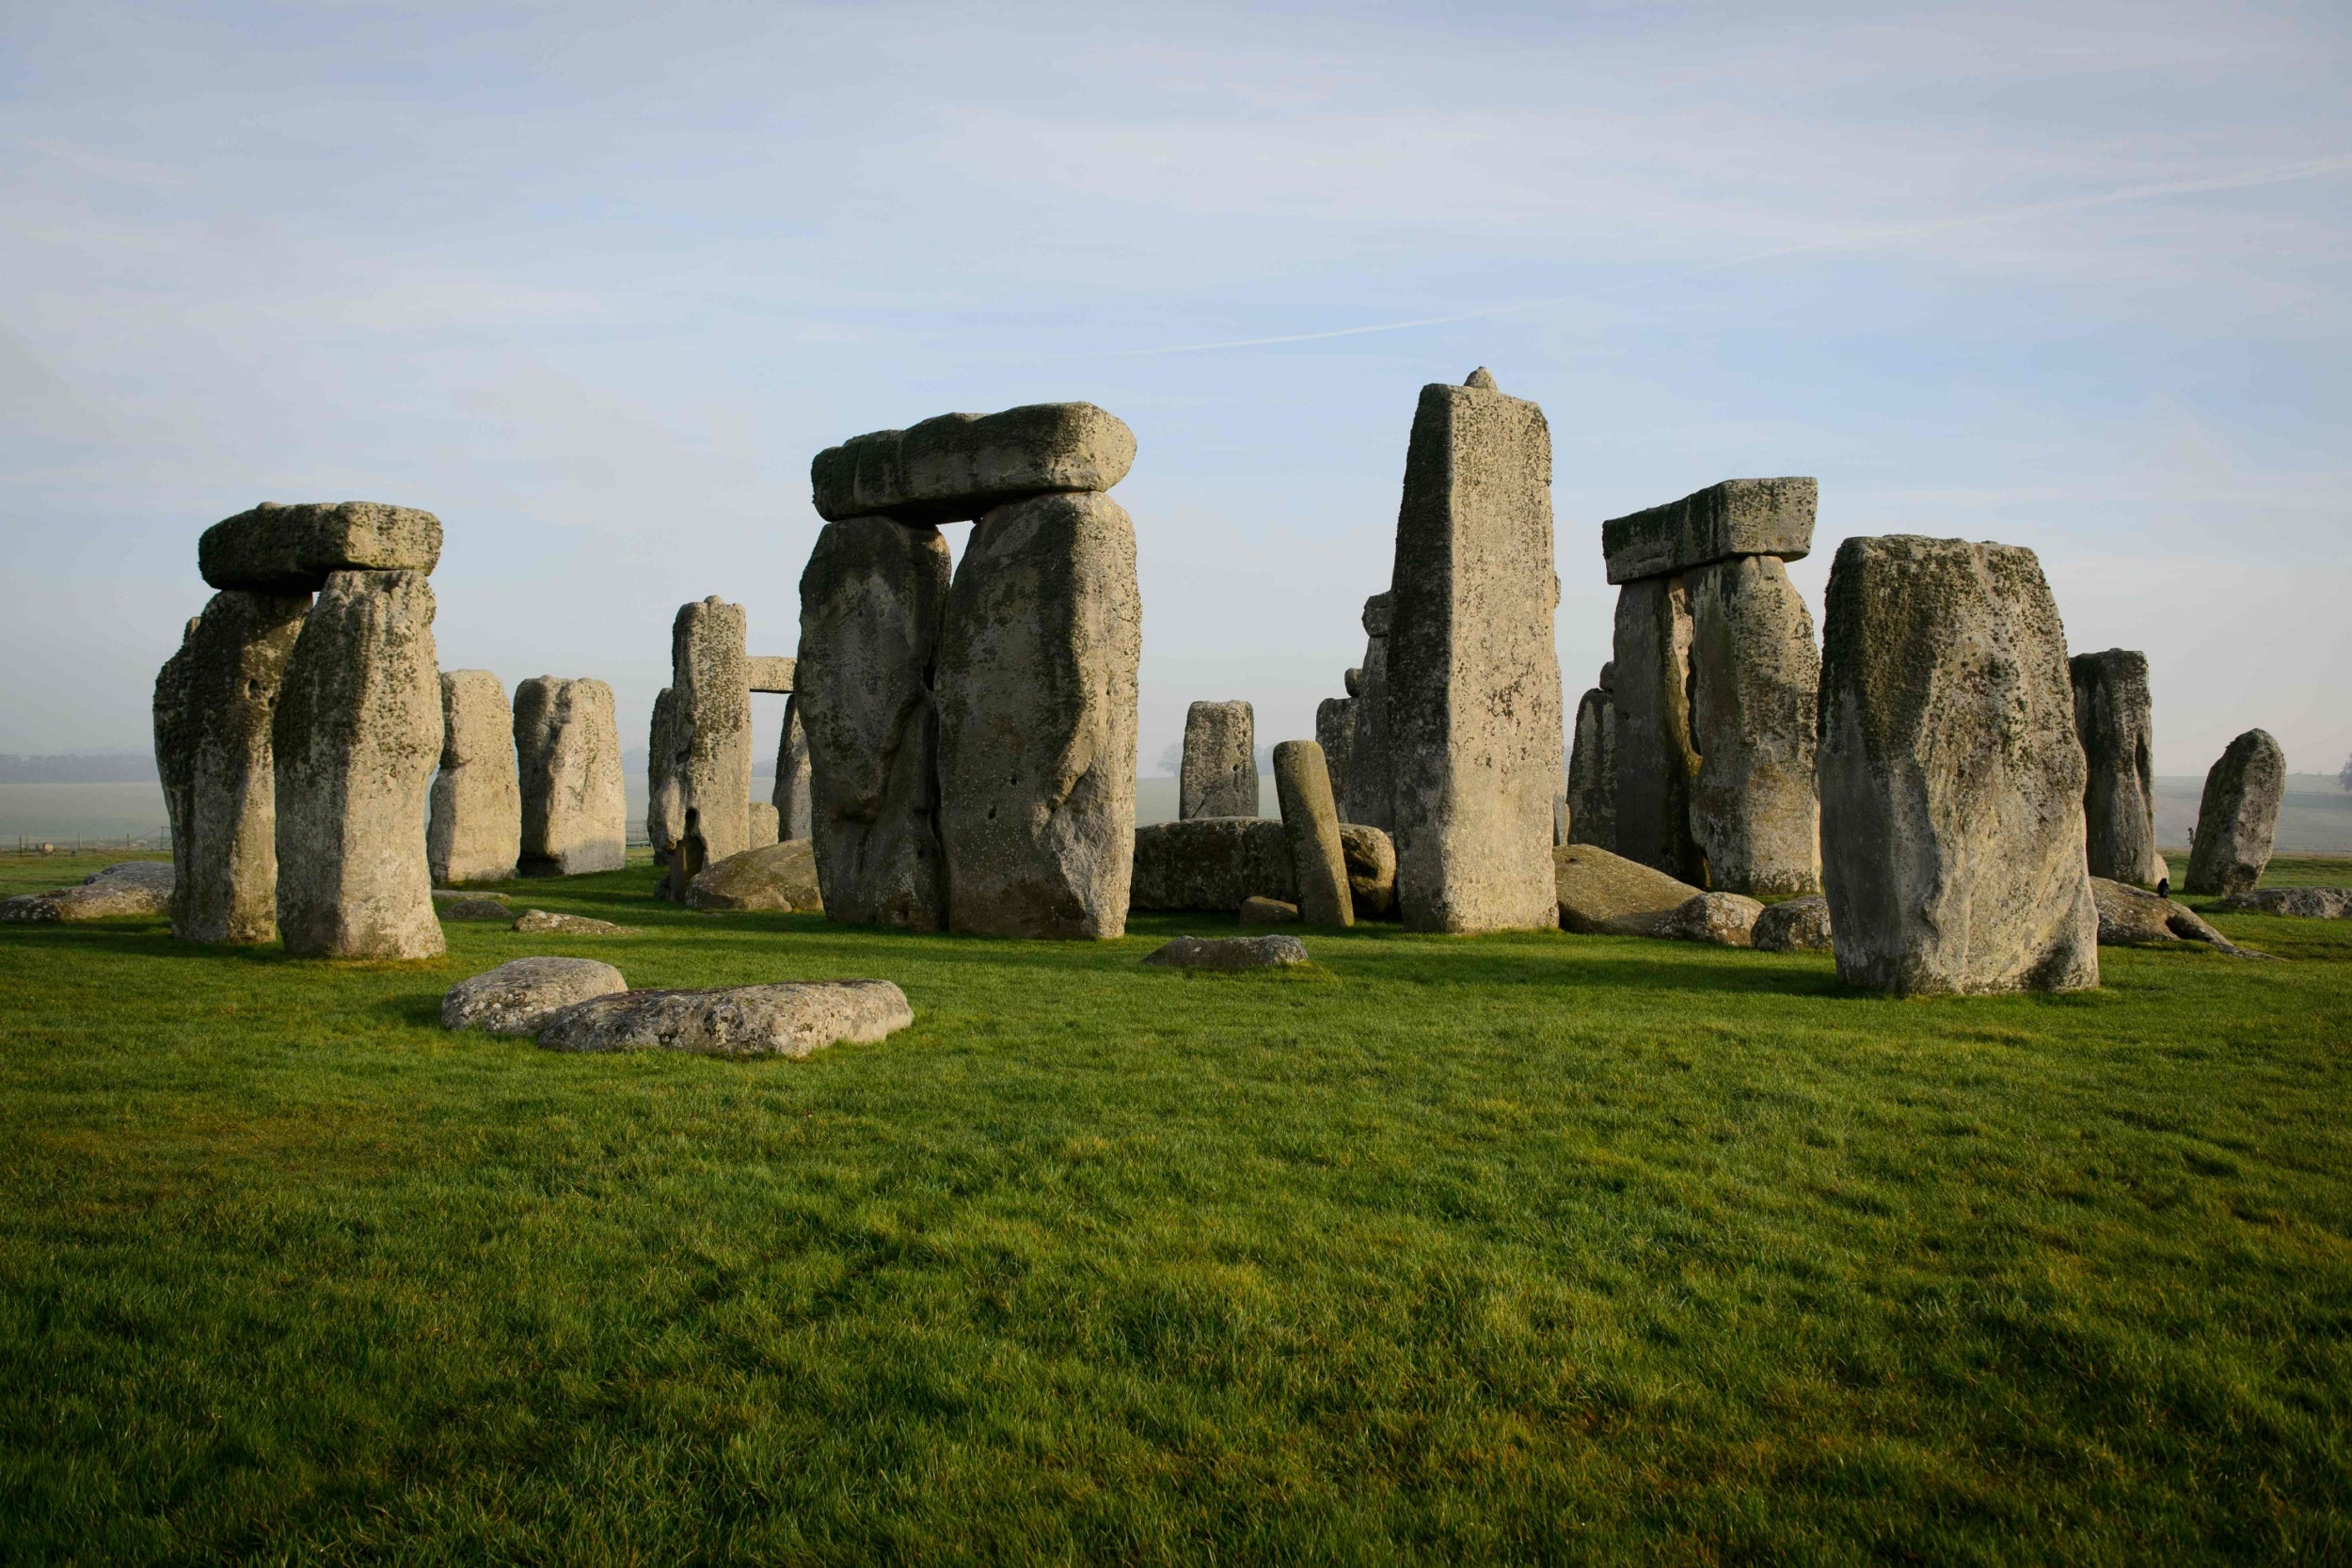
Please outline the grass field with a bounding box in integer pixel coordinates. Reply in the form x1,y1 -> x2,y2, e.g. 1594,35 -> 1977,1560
3,850 -> 2350,1563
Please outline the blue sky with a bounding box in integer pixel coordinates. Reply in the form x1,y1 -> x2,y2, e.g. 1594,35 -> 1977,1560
3,0 -> 2345,778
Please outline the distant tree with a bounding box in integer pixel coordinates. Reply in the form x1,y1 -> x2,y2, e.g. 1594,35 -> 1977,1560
2340,752 -> 2352,792
1157,741 -> 1183,778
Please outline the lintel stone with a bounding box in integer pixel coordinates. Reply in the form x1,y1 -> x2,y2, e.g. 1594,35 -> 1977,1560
1601,478 -> 1814,586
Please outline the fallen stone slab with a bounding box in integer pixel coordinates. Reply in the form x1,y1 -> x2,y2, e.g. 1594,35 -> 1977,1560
1142,934 -> 1309,971
2092,877 -> 2273,958
1129,818 -> 1396,920
512,909 -> 631,935
811,403 -> 1136,526
1601,478 -> 1815,586
535,980 -> 914,1058
1239,895 -> 1299,925
437,895 -> 515,921
2217,887 -> 2352,920
442,956 -> 628,1036
1752,895 -> 1834,953
432,888 -> 509,905
2,863 -> 179,923
1639,891 -> 1764,946
200,501 -> 443,594
686,839 -> 823,913
1552,844 -> 1702,935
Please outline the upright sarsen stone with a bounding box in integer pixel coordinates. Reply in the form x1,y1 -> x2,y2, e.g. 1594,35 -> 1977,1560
2069,650 -> 2160,886
1816,535 -> 2097,996
153,590 -> 310,942
646,687 -> 681,865
273,570 -> 444,958
1611,575 -> 1703,884
1271,740 -> 1352,927
514,676 -> 628,876
1685,554 -> 1820,895
1315,696 -> 1355,811
773,692 -> 813,841
428,669 -> 521,885
661,597 -> 753,895
1341,594 -> 1395,832
1180,701 -> 1257,819
2185,728 -> 2286,896
1386,371 -> 1563,933
797,516 -> 953,929
1565,663 -> 1616,851
936,490 -> 1140,939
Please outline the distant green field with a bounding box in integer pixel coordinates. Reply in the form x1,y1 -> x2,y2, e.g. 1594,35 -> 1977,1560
3,850 -> 2348,1563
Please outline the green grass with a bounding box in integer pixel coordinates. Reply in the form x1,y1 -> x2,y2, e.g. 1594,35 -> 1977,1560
3,849 -> 2350,1564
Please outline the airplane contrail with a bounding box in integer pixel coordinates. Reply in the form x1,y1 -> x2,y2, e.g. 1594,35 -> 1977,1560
1112,153 -> 2352,357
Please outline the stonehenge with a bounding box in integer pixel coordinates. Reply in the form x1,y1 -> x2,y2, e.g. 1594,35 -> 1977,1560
514,676 -> 628,877
272,568 -> 445,959
153,589 -> 310,942
1601,478 -> 1819,895
428,670 -> 521,885
1341,593 -> 1395,832
811,403 -> 1135,526
2185,728 -> 2285,896
646,685 -> 682,864
773,694 -> 812,841
1316,693 -> 1355,810
1816,535 -> 2098,996
1385,370 -> 1562,933
2070,649 -> 2161,886
1181,700 -> 1258,819
658,596 -> 754,895
1565,663 -> 1617,851
795,515 -> 953,930
1271,739 -> 1353,927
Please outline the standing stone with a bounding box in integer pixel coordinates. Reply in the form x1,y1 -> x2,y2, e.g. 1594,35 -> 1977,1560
1816,535 -> 2097,996
1611,575 -> 1703,883
1386,372 -> 1563,933
660,597 -> 752,896
2185,728 -> 2286,896
1271,740 -> 1353,927
935,490 -> 1140,939
1315,696 -> 1355,812
427,670 -> 520,885
773,692 -> 814,840
272,570 -> 444,959
153,590 -> 310,943
797,516 -> 953,929
646,687 -> 681,866
1685,554 -> 1821,895
1565,663 -> 1617,851
747,800 -> 781,847
514,677 -> 628,877
1180,701 -> 1258,819
1342,594 -> 1395,831
2070,650 -> 2161,886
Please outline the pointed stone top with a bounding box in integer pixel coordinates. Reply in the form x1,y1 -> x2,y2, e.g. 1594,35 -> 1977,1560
1464,367 -> 1497,390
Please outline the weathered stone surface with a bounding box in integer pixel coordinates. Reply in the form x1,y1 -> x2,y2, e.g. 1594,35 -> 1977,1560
686,839 -> 823,913
1342,594 -> 1396,832
812,403 -> 1136,526
199,501 -> 443,594
0,863 -> 176,923
2070,649 -> 2160,885
1386,374 -> 1563,933
1339,823 -> 1397,920
797,516 -> 953,929
646,686 -> 681,865
536,980 -> 913,1058
437,895 -> 513,920
1344,667 -> 1363,698
1565,672 -> 1617,851
428,670 -> 520,885
154,589 -> 310,943
1601,478 -> 1815,586
747,800 -> 780,847
1552,844 -> 1704,935
773,693 -> 812,840
2185,728 -> 2286,896
1239,895 -> 1299,925
1752,895 -> 1834,952
746,656 -> 797,693
1272,740 -> 1354,927
1142,934 -> 1309,971
1611,576 -> 1704,882
512,909 -> 630,935
273,570 -> 444,959
1181,701 -> 1258,819
1617,891 -> 1763,946
441,956 -> 627,1036
2092,877 -> 2270,957
2219,887 -> 2352,919
1817,536 -> 2098,996
1316,697 -> 1355,810
936,491 -> 1139,939
433,888 -> 508,906
659,597 -> 753,897
1686,554 -> 1820,895
514,677 -> 628,877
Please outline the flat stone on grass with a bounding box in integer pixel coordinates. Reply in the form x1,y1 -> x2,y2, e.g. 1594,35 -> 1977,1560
2217,887 -> 2351,919
512,910 -> 631,936
535,980 -> 913,1058
437,895 -> 515,921
442,957 -> 628,1036
1142,934 -> 1309,971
